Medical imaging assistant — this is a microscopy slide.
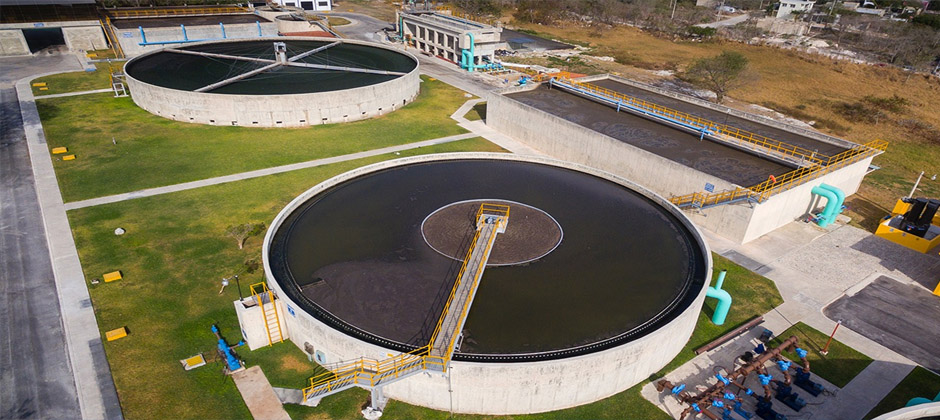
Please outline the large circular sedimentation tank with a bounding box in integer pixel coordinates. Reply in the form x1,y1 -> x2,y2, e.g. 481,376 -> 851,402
263,153 -> 711,414
124,37 -> 419,127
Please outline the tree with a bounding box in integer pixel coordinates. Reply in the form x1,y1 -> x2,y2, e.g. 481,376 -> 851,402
226,222 -> 266,250
682,51 -> 750,103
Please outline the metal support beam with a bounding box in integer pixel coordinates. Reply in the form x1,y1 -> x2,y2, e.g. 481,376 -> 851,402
164,48 -> 276,64
288,41 -> 341,62
282,61 -> 407,76
194,62 -> 282,92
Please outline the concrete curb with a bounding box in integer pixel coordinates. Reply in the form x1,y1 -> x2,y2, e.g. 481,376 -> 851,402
15,72 -> 122,420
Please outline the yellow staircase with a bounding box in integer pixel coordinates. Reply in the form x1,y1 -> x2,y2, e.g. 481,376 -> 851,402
250,282 -> 283,346
301,204 -> 510,403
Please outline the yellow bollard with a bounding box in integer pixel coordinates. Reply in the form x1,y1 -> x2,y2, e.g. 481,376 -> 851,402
103,271 -> 122,282
62,155 -> 76,161
52,147 -> 68,154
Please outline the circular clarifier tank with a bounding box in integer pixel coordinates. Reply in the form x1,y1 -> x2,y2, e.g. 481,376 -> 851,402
263,153 -> 711,414
123,37 -> 419,127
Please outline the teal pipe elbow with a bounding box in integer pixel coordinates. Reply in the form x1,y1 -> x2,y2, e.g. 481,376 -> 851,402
908,391 -> 940,406
820,183 -> 845,215
812,185 -> 838,228
706,270 -> 732,326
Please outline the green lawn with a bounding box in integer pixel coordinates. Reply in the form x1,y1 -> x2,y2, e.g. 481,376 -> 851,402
286,254 -> 784,420
68,138 -> 503,420
770,322 -> 874,388
655,254 -> 784,376
38,76 -> 471,202
865,366 -> 940,419
31,62 -> 120,96
464,102 -> 487,121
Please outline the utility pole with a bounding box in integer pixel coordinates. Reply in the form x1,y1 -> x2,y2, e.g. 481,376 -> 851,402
672,0 -> 679,19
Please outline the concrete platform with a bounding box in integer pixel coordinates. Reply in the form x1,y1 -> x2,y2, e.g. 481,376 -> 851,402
825,276 -> 940,373
231,366 -> 291,420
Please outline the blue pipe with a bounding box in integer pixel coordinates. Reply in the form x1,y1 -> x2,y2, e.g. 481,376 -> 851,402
706,270 -> 732,325
820,184 -> 845,215
257,21 -> 262,37
220,23 -> 227,39
180,24 -> 188,41
905,390 -> 940,407
551,79 -> 716,136
139,26 -> 147,44
211,325 -> 245,372
811,185 -> 839,227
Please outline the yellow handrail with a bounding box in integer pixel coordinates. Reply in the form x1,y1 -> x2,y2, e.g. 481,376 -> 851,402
669,139 -> 888,208
107,6 -> 249,19
302,204 -> 511,403
556,78 -> 829,166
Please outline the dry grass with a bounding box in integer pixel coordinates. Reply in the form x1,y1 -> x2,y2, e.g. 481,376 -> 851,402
513,22 -> 940,227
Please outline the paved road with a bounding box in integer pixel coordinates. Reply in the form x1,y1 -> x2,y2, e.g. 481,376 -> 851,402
0,85 -> 81,419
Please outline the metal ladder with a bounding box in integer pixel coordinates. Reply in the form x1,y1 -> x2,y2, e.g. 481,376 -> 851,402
250,282 -> 283,346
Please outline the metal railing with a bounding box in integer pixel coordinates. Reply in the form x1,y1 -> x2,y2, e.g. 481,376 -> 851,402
99,17 -> 125,58
106,6 -> 249,19
249,282 -> 283,346
301,203 -> 510,403
428,203 -> 508,359
552,78 -> 829,167
302,345 -> 445,402
670,139 -> 888,209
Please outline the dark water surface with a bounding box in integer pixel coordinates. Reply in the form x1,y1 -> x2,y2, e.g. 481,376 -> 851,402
126,40 -> 416,94
268,160 -> 707,361
507,86 -> 794,187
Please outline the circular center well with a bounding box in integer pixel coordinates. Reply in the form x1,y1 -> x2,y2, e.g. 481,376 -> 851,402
421,200 -> 562,266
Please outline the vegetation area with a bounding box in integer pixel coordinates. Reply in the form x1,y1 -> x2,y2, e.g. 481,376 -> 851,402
68,137 -> 502,420
37,76 -> 472,202
464,102 -> 487,121
327,16 -> 351,26
286,254 -> 783,420
865,366 -> 940,419
770,322 -> 874,388
31,62 -> 120,96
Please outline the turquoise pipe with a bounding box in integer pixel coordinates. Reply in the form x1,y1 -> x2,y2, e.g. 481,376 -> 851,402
706,270 -> 732,326
811,185 -> 838,228
820,183 -> 845,215
905,390 -> 940,407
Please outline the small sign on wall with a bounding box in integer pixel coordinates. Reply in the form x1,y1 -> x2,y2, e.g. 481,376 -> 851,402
122,32 -> 133,38
704,183 -> 715,192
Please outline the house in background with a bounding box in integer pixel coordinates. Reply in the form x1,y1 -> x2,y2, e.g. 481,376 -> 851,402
776,0 -> 816,19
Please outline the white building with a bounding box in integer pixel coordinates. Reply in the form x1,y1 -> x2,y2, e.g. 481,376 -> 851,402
255,0 -> 332,12
398,11 -> 502,71
776,0 -> 816,19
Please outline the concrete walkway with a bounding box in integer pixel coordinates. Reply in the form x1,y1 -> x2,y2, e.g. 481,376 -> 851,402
450,98 -> 543,155
231,366 -> 291,420
35,88 -> 113,99
15,73 -> 122,419
64,133 -> 478,210
642,219 -> 940,419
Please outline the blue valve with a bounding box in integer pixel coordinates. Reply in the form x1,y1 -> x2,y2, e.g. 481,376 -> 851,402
796,347 -> 808,359
758,374 -> 773,385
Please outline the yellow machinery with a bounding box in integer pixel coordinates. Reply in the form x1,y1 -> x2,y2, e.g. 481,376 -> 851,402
875,198 -> 940,255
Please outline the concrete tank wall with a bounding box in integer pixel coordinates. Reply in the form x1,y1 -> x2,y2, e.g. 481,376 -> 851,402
275,15 -> 323,33
739,156 -> 873,243
115,22 -> 278,57
62,26 -> 107,51
486,90 -> 736,199
487,85 -> 876,244
0,30 -> 29,56
123,37 -> 420,127
262,152 -> 712,415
